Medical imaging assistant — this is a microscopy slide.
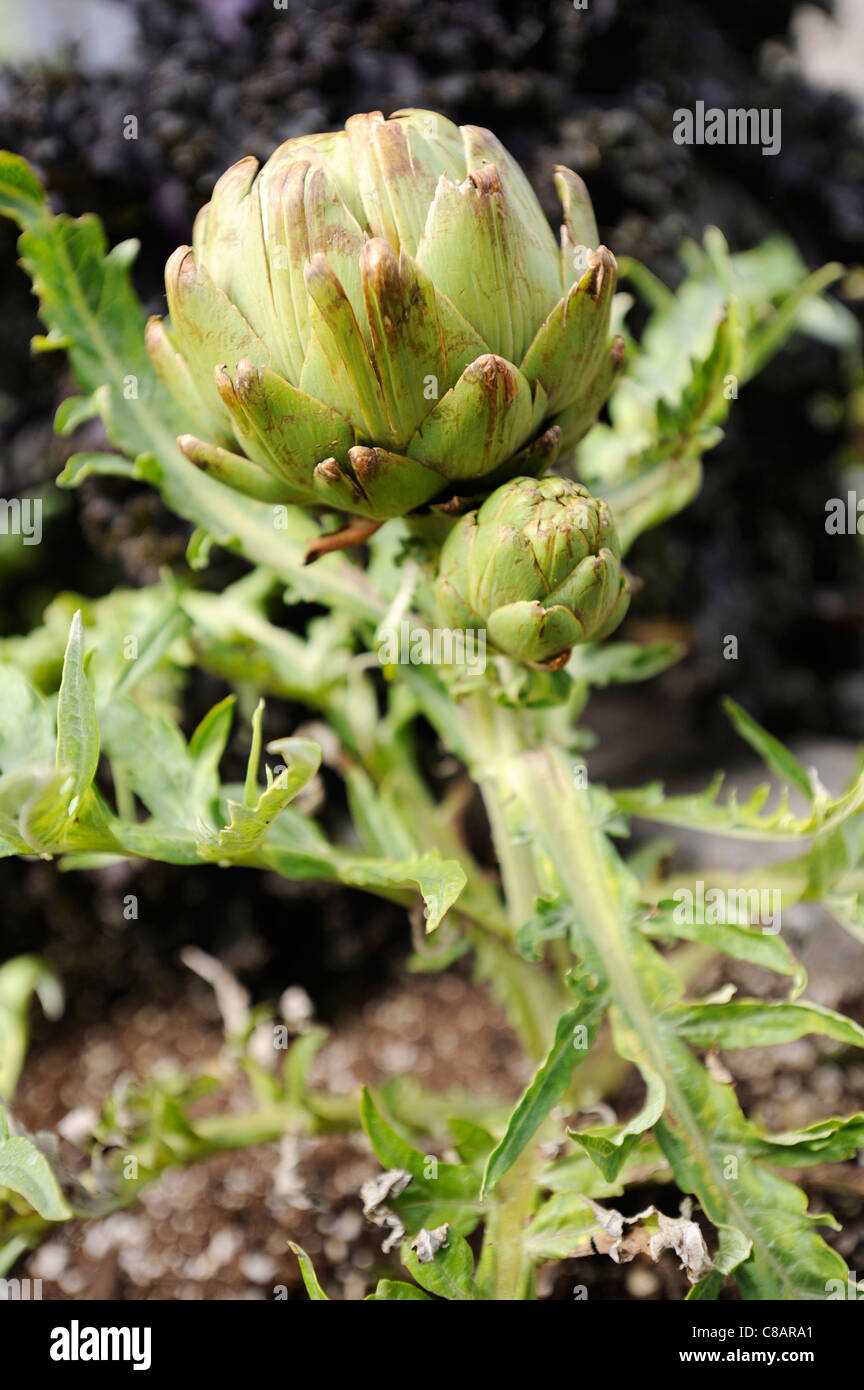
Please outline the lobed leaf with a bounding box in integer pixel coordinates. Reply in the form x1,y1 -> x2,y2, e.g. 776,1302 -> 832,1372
615,763 -> 864,842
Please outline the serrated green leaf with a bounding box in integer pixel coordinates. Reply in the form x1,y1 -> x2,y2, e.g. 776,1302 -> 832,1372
196,737 -> 321,861
0,152 -> 46,220
748,1112 -> 864,1167
538,1136 -> 669,1196
516,898 -> 573,962
615,761 -> 864,841
723,699 -> 813,801
576,229 -> 841,552
745,261 -> 844,378
338,852 -> 466,934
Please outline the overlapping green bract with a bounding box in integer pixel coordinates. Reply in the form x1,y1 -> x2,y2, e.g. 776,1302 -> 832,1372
146,110 -> 623,520
435,475 -> 630,667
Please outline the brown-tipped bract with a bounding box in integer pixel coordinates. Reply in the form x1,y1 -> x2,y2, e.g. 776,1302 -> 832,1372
148,110 -> 623,520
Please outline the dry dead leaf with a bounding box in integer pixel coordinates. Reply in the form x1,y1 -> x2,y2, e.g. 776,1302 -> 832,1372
583,1197 -> 712,1283
360,1168 -> 413,1254
360,1168 -> 412,1216
705,1048 -> 734,1085
180,946 -> 249,1037
411,1224 -> 450,1263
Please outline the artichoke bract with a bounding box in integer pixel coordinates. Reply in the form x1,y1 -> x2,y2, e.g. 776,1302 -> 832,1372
435,476 -> 630,669
146,109 -> 623,521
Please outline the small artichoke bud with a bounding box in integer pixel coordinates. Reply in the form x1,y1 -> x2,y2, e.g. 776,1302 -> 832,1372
435,476 -> 629,669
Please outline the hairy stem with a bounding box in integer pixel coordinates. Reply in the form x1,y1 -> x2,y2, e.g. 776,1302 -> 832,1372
484,1147 -> 538,1301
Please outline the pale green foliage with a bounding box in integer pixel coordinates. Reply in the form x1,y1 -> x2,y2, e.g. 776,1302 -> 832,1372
578,230 -> 849,551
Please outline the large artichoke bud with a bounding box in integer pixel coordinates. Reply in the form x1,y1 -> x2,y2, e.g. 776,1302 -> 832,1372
146,110 -> 623,522
435,476 -> 630,669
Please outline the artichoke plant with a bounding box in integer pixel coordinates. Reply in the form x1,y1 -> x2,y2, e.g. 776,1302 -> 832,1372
435,476 -> 630,668
146,109 -> 623,522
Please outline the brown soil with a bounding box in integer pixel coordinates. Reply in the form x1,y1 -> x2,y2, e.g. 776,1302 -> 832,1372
13,968 -> 531,1300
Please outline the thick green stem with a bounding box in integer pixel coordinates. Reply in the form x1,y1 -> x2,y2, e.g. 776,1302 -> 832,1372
452,689 -> 579,1060
506,746 -> 818,1298
479,774 -> 540,933
484,1147 -> 538,1301
512,749 -> 636,979
461,689 -> 541,933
